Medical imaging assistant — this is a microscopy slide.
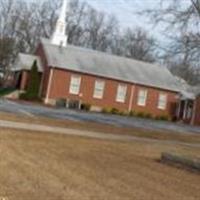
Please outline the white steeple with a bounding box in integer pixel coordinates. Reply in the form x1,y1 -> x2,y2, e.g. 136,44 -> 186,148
51,0 -> 68,47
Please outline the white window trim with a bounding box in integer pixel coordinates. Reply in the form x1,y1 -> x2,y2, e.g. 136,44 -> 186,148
158,93 -> 167,110
93,80 -> 105,99
116,84 -> 127,103
137,89 -> 148,106
69,75 -> 81,95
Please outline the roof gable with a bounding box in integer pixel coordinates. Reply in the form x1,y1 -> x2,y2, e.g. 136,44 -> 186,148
12,53 -> 43,72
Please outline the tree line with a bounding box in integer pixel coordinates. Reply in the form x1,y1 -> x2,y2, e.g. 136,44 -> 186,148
144,0 -> 200,85
0,0 -> 199,85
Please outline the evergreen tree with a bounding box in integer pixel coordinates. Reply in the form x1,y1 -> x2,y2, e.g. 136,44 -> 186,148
23,60 -> 40,100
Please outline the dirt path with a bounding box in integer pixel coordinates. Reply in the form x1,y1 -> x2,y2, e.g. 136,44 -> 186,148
0,119 -> 199,148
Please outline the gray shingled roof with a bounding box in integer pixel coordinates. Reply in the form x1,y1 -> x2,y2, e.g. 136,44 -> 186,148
12,53 -> 43,72
41,38 -> 182,92
192,85 -> 200,97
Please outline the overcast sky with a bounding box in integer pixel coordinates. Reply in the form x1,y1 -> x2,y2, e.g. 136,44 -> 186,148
81,0 -> 169,42
82,0 -> 157,29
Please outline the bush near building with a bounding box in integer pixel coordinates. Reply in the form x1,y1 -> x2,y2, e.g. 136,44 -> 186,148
81,103 -> 91,111
20,60 -> 40,101
101,107 -> 169,121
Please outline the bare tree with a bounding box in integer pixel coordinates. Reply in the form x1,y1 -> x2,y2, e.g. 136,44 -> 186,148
75,7 -> 119,52
0,0 -> 159,76
111,28 -> 157,63
0,37 -> 15,72
0,0 -> 19,75
122,28 -> 156,62
143,0 -> 200,84
67,0 -> 88,45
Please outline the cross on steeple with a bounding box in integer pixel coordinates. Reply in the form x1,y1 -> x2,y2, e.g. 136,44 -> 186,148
51,0 -> 68,47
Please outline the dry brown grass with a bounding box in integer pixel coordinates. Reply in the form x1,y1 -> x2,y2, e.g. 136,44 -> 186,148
0,127 -> 200,200
0,111 -> 200,144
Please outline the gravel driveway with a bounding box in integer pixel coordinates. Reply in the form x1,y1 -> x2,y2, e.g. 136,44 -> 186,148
0,99 -> 199,134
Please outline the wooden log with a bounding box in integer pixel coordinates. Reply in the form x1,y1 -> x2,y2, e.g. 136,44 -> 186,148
161,152 -> 200,172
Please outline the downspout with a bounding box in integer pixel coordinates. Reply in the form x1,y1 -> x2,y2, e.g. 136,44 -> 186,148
39,71 -> 45,98
183,100 -> 188,120
45,67 -> 54,104
128,85 -> 135,112
176,96 -> 181,120
191,99 -> 197,125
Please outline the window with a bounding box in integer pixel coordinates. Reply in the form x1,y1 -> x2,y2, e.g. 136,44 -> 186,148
137,89 -> 148,106
116,84 -> 127,103
158,93 -> 167,110
69,75 -> 81,95
93,80 -> 105,99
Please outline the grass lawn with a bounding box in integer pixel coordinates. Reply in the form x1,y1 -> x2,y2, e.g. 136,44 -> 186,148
0,126 -> 200,200
0,88 -> 15,97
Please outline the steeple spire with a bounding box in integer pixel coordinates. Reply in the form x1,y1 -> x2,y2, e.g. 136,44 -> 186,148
51,0 -> 68,47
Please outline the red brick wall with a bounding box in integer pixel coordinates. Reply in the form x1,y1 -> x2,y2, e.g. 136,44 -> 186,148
48,68 -> 178,118
49,68 -> 132,111
20,71 -> 29,90
193,96 -> 200,125
132,85 -> 177,117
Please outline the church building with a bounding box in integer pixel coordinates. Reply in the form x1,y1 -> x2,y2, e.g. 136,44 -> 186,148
11,0 -> 200,125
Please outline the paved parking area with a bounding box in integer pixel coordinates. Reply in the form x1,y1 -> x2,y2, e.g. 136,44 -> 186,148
0,99 -> 200,134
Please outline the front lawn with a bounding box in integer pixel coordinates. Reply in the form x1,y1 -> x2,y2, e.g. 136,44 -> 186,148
0,128 -> 200,200
0,88 -> 15,96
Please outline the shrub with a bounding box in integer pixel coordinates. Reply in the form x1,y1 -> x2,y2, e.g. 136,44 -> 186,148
19,92 -> 28,100
159,115 -> 169,121
135,112 -> 153,119
20,60 -> 40,101
102,107 -> 111,114
171,116 -> 177,122
155,116 -> 159,120
136,112 -> 145,118
119,111 -> 129,116
19,92 -> 40,101
155,115 -> 169,121
111,108 -> 119,115
0,88 -> 15,97
102,108 -> 107,113
81,103 -> 91,111
144,113 -> 153,119
129,110 -> 135,117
